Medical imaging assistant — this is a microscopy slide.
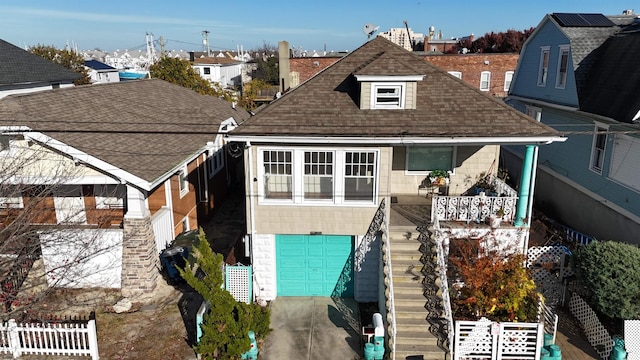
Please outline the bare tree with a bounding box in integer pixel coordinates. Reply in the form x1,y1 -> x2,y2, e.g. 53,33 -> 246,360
0,133 -> 124,320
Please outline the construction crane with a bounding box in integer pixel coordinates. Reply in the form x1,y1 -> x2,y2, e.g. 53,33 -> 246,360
403,20 -> 414,51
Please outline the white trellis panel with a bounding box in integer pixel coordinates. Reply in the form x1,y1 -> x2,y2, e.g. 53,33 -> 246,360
625,320 -> 640,360
454,318 -> 495,360
225,265 -> 252,304
527,246 -> 569,306
454,318 -> 543,360
569,292 -> 613,359
497,322 -> 543,360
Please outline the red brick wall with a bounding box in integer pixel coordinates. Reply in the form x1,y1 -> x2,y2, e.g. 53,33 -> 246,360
423,53 -> 519,97
290,57 -> 340,84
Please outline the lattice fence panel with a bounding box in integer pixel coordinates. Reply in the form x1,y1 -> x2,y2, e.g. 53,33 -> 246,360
225,265 -> 252,304
625,320 -> 640,360
527,246 -> 569,306
569,292 -> 612,359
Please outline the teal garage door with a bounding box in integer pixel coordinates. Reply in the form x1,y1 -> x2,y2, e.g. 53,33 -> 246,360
276,235 -> 353,297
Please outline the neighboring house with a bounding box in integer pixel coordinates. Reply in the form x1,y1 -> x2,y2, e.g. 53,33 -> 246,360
84,60 -> 120,84
0,79 -> 249,295
277,41 -> 518,97
505,12 -> 640,244
424,53 -> 518,97
0,39 -> 80,99
192,57 -> 244,89
227,36 -> 564,302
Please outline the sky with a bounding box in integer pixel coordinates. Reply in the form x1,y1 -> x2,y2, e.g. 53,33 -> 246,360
0,1 -> 637,53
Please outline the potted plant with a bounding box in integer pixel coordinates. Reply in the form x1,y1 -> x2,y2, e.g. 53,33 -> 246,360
429,170 -> 449,186
474,172 -> 497,196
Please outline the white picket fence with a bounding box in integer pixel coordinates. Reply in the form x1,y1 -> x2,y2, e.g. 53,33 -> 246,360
454,317 -> 544,360
0,319 -> 99,359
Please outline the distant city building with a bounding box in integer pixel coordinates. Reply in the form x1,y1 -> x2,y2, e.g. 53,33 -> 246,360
377,28 -> 424,51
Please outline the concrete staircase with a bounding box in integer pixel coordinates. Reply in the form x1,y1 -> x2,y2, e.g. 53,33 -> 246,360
387,224 -> 448,360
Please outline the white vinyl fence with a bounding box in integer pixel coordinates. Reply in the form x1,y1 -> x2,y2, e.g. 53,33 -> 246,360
454,317 -> 544,360
0,319 -> 99,359
625,319 -> 640,360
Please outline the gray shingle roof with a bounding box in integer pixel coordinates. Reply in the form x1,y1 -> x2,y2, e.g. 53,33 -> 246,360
0,79 -> 249,183
0,39 -> 81,86
231,37 -> 559,140
580,29 -> 640,123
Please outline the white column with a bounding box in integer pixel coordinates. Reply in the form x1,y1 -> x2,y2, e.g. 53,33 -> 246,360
124,185 -> 149,219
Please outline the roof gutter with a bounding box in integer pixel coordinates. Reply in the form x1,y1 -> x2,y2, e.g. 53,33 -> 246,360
226,134 -> 566,145
506,95 -> 579,112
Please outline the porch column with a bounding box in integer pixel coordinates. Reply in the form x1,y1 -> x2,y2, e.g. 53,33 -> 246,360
121,185 -> 159,298
514,145 -> 535,227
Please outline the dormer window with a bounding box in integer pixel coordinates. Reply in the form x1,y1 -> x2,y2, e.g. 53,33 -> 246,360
355,74 -> 424,110
372,83 -> 404,109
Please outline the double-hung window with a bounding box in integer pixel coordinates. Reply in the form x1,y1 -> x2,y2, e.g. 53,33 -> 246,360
590,125 -> 608,174
303,151 -> 333,200
479,71 -> 491,91
504,71 -> 514,92
372,83 -> 404,109
448,71 -> 462,79
260,148 -> 378,204
556,45 -> 570,89
344,151 -> 376,202
526,105 -> 542,122
538,46 -> 550,86
179,166 -> 189,197
94,184 -> 124,209
406,146 -> 455,173
263,150 -> 293,200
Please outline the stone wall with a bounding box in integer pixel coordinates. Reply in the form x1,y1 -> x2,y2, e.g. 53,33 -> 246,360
121,216 -> 160,297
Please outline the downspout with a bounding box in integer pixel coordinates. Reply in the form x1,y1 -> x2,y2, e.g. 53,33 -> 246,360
246,142 -> 257,299
514,145 -> 535,227
523,146 -> 539,254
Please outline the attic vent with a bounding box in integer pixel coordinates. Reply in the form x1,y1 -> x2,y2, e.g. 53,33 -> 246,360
313,61 -> 319,67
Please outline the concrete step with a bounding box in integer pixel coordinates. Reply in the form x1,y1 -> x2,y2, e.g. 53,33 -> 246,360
394,304 -> 428,318
392,281 -> 424,294
393,343 -> 447,360
395,317 -> 430,332
395,330 -> 439,345
390,251 -> 423,262
388,241 -> 422,252
391,274 -> 424,284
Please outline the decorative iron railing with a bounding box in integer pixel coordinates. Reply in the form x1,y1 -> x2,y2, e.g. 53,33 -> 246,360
434,230 -> 454,358
431,195 -> 518,223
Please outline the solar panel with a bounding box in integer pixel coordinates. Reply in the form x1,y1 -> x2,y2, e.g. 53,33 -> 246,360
553,13 -> 615,27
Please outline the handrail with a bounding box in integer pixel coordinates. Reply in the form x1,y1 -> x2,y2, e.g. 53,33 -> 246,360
383,218 -> 397,360
433,221 -> 454,358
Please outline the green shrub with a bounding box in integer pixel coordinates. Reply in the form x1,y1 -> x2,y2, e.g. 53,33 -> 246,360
575,240 -> 640,319
178,229 -> 271,359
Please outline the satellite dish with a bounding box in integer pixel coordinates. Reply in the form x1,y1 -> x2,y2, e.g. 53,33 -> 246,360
363,23 -> 379,39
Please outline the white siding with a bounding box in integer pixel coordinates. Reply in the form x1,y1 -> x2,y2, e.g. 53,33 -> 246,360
610,135 -> 640,190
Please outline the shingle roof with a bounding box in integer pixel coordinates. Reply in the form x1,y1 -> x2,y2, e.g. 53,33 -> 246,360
580,29 -> 640,123
548,14 -> 636,107
0,79 -> 250,183
0,39 -> 81,86
230,37 -> 559,140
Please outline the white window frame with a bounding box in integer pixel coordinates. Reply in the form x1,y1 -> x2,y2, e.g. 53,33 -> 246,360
590,123 -> 609,174
303,150 -> 334,202
504,71 -> 514,92
262,149 -> 293,201
555,45 -> 570,89
0,196 -> 23,209
258,147 -> 379,206
208,148 -> 225,179
525,105 -> 542,122
179,165 -> 189,198
479,71 -> 491,91
371,82 -> 405,109
448,71 -> 462,79
538,46 -> 550,86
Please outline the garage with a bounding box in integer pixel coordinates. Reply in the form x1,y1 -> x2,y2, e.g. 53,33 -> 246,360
276,235 -> 354,297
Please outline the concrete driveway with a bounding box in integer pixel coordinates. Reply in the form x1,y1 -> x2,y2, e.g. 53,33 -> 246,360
262,297 -> 363,360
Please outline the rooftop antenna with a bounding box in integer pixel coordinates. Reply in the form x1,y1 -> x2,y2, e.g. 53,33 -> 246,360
363,23 -> 379,39
202,30 -> 211,56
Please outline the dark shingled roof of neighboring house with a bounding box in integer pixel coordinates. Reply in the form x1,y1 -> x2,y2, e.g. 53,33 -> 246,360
230,36 -> 559,140
0,79 -> 249,183
0,39 -> 81,86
